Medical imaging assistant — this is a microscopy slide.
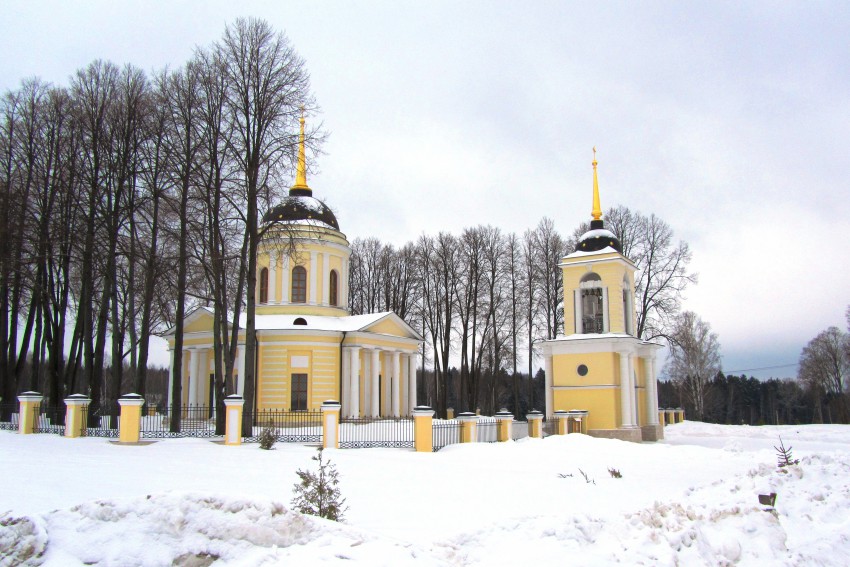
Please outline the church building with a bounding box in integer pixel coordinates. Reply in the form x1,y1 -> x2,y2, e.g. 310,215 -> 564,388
163,116 -> 423,418
542,150 -> 663,442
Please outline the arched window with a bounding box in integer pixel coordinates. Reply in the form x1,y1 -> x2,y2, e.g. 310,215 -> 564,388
259,267 -> 269,304
291,266 -> 307,303
580,273 -> 604,334
329,269 -> 339,306
294,317 -> 307,326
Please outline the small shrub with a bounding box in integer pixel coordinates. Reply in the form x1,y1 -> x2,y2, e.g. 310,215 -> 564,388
291,448 -> 347,521
258,428 -> 277,450
774,437 -> 799,468
578,468 -> 596,485
608,467 -> 622,478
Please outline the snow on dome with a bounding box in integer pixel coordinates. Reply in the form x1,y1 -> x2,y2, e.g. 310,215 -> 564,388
263,195 -> 339,231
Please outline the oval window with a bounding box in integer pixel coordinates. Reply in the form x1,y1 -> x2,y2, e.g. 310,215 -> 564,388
577,364 -> 589,377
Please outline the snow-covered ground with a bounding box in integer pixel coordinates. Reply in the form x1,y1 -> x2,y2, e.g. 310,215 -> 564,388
2,422 -> 849,566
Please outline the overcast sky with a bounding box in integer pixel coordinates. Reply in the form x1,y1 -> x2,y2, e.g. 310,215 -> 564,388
2,1 -> 848,378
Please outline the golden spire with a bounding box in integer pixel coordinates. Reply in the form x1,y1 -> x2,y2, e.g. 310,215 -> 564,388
291,107 -> 309,191
591,146 -> 602,221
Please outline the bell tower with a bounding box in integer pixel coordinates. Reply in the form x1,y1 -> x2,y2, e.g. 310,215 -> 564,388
542,149 -> 662,442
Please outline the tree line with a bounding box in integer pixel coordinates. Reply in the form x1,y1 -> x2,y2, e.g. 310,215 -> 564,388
349,208 -> 696,417
0,18 -> 316,433
661,307 -> 850,425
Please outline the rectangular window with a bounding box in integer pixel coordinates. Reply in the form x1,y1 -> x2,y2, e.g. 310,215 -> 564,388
291,373 -> 308,411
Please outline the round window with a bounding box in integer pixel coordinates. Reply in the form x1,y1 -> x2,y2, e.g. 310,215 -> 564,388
577,364 -> 589,377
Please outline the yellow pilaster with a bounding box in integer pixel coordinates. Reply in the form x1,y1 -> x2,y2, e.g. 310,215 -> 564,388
413,406 -> 435,452
494,409 -> 513,442
457,412 -> 478,443
17,392 -> 42,435
64,394 -> 90,438
526,410 -> 543,439
118,394 -> 145,443
224,395 -> 245,446
554,410 -> 569,435
321,400 -> 341,449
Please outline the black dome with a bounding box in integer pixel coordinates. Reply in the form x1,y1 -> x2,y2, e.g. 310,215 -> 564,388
262,195 -> 339,231
576,219 -> 622,253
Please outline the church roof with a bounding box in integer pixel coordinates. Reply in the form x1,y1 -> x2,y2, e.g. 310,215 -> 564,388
162,307 -> 423,342
262,196 -> 339,230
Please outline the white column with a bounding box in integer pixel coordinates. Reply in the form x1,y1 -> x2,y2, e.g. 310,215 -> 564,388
342,257 -> 349,309
408,353 -> 417,415
322,253 -> 330,306
544,354 -> 554,418
168,348 -> 175,406
189,349 -> 199,407
269,252 -> 278,304
602,287 -> 610,333
236,345 -> 246,396
619,352 -> 633,427
281,256 -> 290,303
309,251 -> 318,305
197,349 -> 208,406
645,356 -> 659,425
574,290 -> 582,333
371,349 -> 381,417
341,346 -> 350,417
350,347 -> 361,417
391,351 -> 401,417
628,353 -> 638,426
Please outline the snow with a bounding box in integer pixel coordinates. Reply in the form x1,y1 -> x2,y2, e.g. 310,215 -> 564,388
2,422 -> 850,565
563,246 -> 620,259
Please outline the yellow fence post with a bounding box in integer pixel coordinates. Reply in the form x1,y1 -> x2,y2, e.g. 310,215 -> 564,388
413,405 -> 435,452
457,412 -> 478,443
526,410 -> 543,439
118,393 -> 145,443
224,395 -> 244,446
677,408 -> 685,423
666,408 -> 676,425
658,408 -> 667,427
17,392 -> 42,435
321,400 -> 341,449
64,394 -> 90,438
494,409 -> 513,442
446,407 -> 455,420
554,410 -> 569,435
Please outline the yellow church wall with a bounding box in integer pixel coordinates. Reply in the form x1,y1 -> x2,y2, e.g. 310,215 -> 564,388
552,351 -> 620,387
367,318 -> 412,337
552,387 -> 620,430
256,342 -> 340,410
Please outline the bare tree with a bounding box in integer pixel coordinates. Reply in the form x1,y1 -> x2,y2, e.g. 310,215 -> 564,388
798,327 -> 850,423
665,311 -> 721,420
217,18 -> 313,433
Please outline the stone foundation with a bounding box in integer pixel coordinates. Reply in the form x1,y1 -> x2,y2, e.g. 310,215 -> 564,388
587,427 -> 643,443
640,424 -> 664,442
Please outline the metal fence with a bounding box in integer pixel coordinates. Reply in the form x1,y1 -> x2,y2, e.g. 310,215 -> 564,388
432,419 -> 461,451
0,403 -> 17,431
81,402 -> 120,438
243,409 -> 323,444
542,418 -> 557,437
141,405 -> 220,439
33,405 -> 65,435
339,417 -> 414,449
477,418 -> 498,443
512,420 -> 529,440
